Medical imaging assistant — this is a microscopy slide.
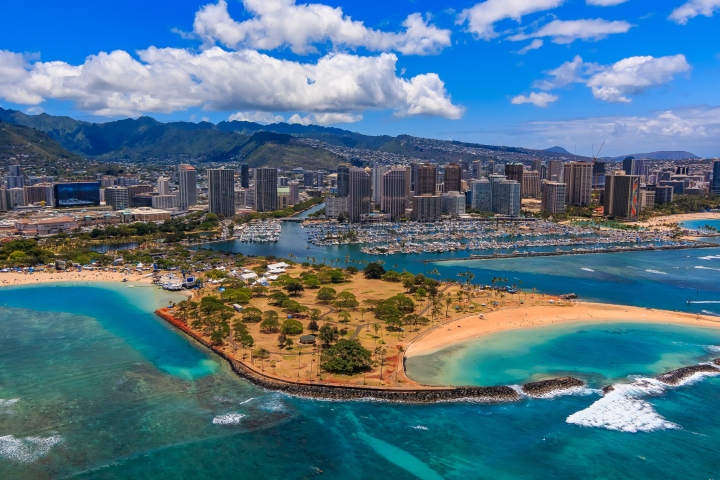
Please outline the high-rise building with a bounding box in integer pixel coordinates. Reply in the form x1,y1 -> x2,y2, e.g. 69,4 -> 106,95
127,185 -> 154,207
289,181 -> 300,205
6,164 -> 24,189
541,182 -> 566,215
443,163 -> 462,193
7,188 -> 25,209
240,165 -> 250,189
522,171 -> 541,198
565,162 -> 593,206
493,180 -> 521,216
178,164 -> 197,210
486,160 -> 496,176
441,192 -> 466,217
471,160 -> 483,180
652,185 -> 674,204
337,165 -> 350,197
303,172 -> 316,188
348,167 -> 372,222
381,168 -> 408,220
622,157 -> 636,176
605,172 -> 641,220
54,182 -> 101,208
325,196 -> 350,219
371,166 -> 389,204
531,159 -> 543,175
234,189 -> 247,210
592,162 -> 607,189
471,178 -> 492,212
208,168 -> 236,217
254,168 -> 277,213
416,164 -> 437,196
640,189 -> 655,211
548,160 -> 564,182
157,176 -> 170,195
412,195 -> 442,222
316,173 -> 326,188
505,163 -> 524,197
104,186 -> 129,210
712,160 -> 720,195
23,183 -> 54,206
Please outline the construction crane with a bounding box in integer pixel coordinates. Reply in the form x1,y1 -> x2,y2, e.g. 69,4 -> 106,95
592,141 -> 605,163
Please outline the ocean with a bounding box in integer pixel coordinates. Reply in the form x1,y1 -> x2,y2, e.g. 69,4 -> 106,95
2,245 -> 720,477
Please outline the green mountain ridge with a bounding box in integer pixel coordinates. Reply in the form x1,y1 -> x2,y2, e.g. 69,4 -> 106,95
0,120 -> 84,163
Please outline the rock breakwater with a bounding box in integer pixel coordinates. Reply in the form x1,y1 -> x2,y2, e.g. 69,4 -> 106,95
656,364 -> 720,386
521,377 -> 585,397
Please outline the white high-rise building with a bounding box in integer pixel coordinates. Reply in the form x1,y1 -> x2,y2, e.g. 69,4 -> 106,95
178,164 -> 197,210
541,182 -> 566,215
371,166 -> 389,204
157,176 -> 170,195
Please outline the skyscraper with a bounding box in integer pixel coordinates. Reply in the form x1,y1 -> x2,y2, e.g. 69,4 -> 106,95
548,160 -> 564,182
471,160 -> 483,180
416,164 -> 437,196
493,180 -> 521,216
240,164 -> 250,189
337,165 -> 350,197
471,178 -> 492,212
412,195 -> 442,222
522,171 -> 541,198
541,182 -> 566,215
565,162 -> 593,206
531,159 -> 543,175
207,168 -> 236,217
104,186 -> 129,210
178,164 -> 197,210
622,157 -> 636,176
157,176 -> 170,195
505,163 -> 524,197
443,163 -> 462,193
712,160 -> 720,195
289,181 -> 300,204
23,183 -> 54,206
254,167 -> 278,213
371,166 -> 389,204
6,164 -> 24,189
381,168 -> 408,220
348,167 -> 372,222
605,172 -> 641,220
592,162 -> 607,189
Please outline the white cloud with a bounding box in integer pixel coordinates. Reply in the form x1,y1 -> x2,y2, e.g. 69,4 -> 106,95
0,47 -> 463,120
192,0 -> 451,55
669,0 -> 720,24
516,106 -> 719,154
288,113 -> 362,125
457,0 -> 565,40
533,54 -> 690,103
511,92 -> 559,107
586,54 -> 690,102
229,111 -> 285,124
510,19 -> 633,44
515,39 -> 544,54
587,0 -> 629,6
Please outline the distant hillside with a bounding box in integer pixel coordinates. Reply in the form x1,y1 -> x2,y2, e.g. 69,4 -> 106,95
0,107 -> 591,167
613,151 -> 699,161
545,146 -> 571,154
0,121 -> 84,162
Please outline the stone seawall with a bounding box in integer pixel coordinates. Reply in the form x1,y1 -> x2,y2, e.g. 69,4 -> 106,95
155,308 -> 522,404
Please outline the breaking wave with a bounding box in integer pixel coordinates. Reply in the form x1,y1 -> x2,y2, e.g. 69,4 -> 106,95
644,269 -> 667,275
581,268 -> 595,273
410,425 -> 429,431
694,266 -> 720,272
698,255 -> 720,261
212,413 -> 246,425
0,434 -> 63,463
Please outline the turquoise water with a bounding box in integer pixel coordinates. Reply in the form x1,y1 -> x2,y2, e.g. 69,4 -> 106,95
681,218 -> 720,231
2,272 -> 720,477
407,322 -> 720,387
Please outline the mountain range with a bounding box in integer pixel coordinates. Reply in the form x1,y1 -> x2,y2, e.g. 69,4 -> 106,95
611,151 -> 700,161
1,107 -> 700,169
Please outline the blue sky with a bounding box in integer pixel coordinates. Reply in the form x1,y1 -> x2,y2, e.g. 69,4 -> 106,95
1,0 -> 719,156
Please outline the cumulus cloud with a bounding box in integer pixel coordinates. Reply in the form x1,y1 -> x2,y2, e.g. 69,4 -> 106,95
511,92 -> 559,107
669,0 -> 720,24
229,111 -> 285,124
533,54 -> 690,103
288,112 -> 363,125
515,39 -> 544,54
587,0 -> 629,5
192,0 -> 451,55
516,106 -> 719,154
510,19 -> 634,44
0,47 -> 463,119
586,54 -> 690,102
457,0 -> 565,40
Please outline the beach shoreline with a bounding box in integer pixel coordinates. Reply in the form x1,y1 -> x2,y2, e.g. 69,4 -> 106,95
0,270 -> 155,288
405,302 -> 720,358
639,212 -> 720,230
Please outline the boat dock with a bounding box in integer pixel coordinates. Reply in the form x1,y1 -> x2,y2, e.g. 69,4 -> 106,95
424,242 -> 719,263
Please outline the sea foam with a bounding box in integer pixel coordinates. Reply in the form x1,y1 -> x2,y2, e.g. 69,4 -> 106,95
566,379 -> 677,433
0,435 -> 63,463
581,268 -> 595,273
644,269 -> 667,275
212,413 -> 246,425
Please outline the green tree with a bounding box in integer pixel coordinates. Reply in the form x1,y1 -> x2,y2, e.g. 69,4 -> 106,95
281,319 -> 304,335
285,280 -> 305,297
268,291 -> 290,307
334,291 -> 359,311
321,339 -> 372,374
308,319 -> 320,333
316,287 -> 337,304
318,324 -> 339,345
242,307 -> 263,323
363,262 -> 386,279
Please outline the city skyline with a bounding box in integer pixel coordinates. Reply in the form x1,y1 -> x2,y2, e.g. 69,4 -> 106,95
0,0 -> 718,156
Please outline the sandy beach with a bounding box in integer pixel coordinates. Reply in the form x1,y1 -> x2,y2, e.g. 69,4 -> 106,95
0,270 -> 154,288
406,302 -> 720,358
639,212 -> 720,230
